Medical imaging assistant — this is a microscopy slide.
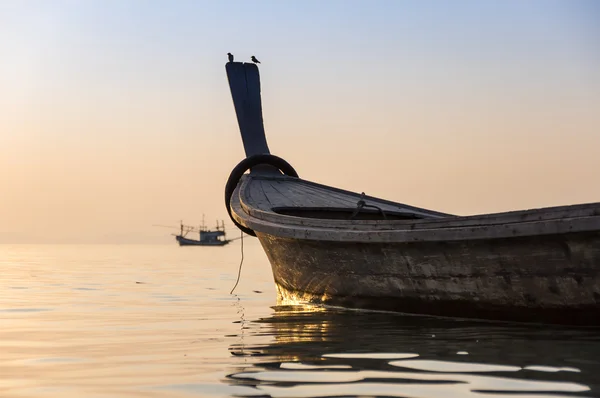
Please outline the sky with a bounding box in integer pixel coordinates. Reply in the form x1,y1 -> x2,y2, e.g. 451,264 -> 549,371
0,0 -> 599,243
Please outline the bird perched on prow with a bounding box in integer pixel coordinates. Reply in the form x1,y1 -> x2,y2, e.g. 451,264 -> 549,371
251,56 -> 261,64
227,53 -> 234,62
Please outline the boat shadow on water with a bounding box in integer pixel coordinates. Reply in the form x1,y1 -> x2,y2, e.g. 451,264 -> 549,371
224,304 -> 600,397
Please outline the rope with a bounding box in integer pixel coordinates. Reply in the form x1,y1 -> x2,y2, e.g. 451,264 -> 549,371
230,229 -> 244,294
225,154 -> 299,237
349,192 -> 388,220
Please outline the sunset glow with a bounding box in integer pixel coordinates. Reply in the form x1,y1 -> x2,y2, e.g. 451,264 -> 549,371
1,1 -> 598,243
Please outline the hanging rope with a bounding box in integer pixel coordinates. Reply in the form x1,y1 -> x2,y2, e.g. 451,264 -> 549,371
349,192 -> 388,220
230,229 -> 244,294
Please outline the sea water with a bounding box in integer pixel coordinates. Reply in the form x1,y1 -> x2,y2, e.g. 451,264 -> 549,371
1,242 -> 599,397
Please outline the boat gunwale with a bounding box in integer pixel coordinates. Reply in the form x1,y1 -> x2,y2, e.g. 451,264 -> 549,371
238,174 -> 600,228
231,175 -> 600,242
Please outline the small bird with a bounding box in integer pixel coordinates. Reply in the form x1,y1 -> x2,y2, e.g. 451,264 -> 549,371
251,55 -> 261,64
227,52 -> 234,62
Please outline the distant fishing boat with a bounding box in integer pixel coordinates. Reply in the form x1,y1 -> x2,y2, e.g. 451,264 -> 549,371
155,218 -> 234,246
175,220 -> 232,246
223,61 -> 600,326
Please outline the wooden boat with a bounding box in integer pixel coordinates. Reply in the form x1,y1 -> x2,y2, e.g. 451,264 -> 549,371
173,220 -> 232,246
223,61 -> 600,326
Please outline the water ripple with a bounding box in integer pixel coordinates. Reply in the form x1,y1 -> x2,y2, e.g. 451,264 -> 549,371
226,304 -> 600,397
1,244 -> 599,398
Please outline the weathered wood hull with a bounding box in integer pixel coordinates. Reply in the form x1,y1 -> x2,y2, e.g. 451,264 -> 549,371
256,231 -> 600,325
225,174 -> 600,325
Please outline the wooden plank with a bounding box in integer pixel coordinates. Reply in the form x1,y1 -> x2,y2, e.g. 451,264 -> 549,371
260,179 -> 297,208
225,62 -> 270,157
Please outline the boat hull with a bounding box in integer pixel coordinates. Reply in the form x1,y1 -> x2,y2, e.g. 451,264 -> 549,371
176,236 -> 230,246
257,231 -> 600,325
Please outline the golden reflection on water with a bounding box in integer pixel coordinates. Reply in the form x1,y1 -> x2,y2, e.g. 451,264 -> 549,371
226,304 -> 599,398
275,283 -> 328,311
226,294 -> 600,397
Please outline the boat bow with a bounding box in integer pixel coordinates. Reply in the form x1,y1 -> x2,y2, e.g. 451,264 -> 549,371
223,60 -> 600,325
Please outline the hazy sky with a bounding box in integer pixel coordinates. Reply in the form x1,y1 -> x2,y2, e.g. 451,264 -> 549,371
1,0 -> 599,243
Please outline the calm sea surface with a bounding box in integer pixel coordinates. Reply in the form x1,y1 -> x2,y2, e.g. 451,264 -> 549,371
1,243 -> 599,397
